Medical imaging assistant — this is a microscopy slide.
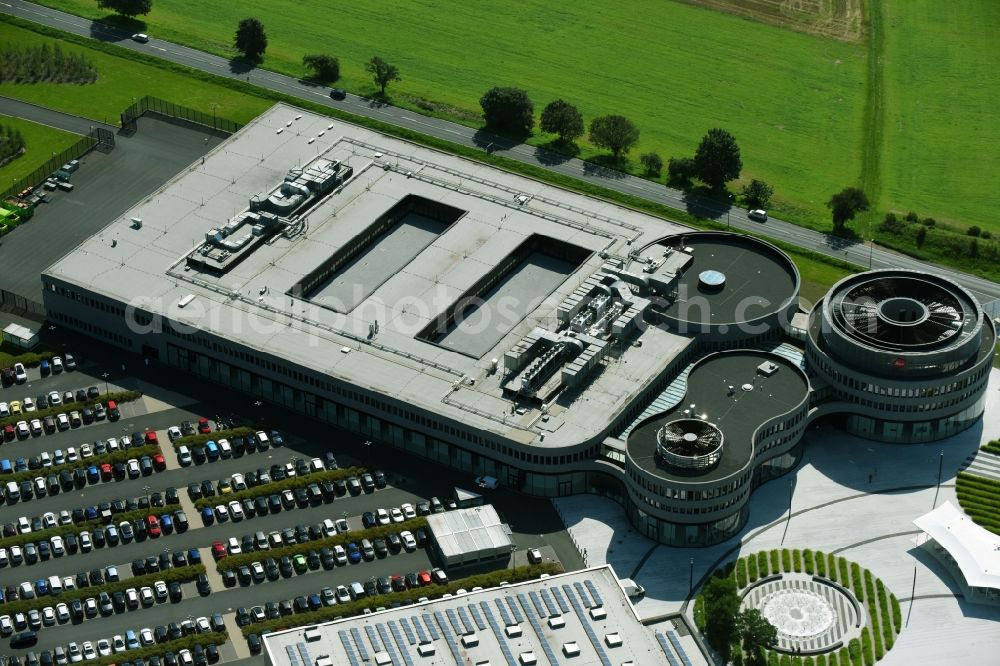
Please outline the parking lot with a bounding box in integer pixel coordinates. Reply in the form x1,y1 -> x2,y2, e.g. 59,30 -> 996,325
0,336 -> 580,665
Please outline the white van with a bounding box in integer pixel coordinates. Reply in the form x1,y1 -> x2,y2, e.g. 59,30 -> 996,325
48,575 -> 63,595
349,582 -> 365,600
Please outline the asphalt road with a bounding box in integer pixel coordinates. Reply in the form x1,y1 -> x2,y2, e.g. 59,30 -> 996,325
1,0 -> 997,303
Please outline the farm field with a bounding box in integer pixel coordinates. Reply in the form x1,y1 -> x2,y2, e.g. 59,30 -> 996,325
37,0 -> 869,229
880,0 -> 1000,234
0,114 -> 79,185
0,21 -> 270,125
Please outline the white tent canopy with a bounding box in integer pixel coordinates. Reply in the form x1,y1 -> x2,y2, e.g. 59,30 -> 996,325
428,504 -> 512,567
912,501 -> 1000,590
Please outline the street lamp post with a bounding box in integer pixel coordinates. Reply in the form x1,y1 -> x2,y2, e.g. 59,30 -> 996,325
101,372 -> 110,396
511,544 -> 517,580
933,450 -> 944,509
688,558 -> 694,596
869,238 -> 874,270
727,194 -> 734,229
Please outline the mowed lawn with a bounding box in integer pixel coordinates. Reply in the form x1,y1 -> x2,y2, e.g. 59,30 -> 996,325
0,22 -> 270,125
881,1 -> 1000,233
0,114 -> 80,186
40,0 -> 868,226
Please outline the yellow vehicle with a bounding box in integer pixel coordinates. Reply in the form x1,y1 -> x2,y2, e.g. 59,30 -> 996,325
9,400 -> 21,415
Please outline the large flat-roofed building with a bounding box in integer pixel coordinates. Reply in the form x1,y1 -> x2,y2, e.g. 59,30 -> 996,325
261,565 -> 706,666
42,103 -> 994,547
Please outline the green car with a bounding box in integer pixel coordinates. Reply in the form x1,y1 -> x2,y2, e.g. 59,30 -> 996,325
292,554 -> 307,574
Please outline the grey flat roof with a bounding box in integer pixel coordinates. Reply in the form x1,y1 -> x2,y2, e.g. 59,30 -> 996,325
44,103 -> 704,448
427,505 -> 512,561
262,566 -> 677,666
627,351 -> 809,483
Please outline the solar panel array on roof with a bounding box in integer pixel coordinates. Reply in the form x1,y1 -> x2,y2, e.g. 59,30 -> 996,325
458,606 -> 476,634
468,604 -> 487,631
667,630 -> 694,666
540,588 -> 560,616
446,608 -> 464,636
585,579 -> 604,606
389,621 -> 415,666
565,585 -> 613,666
399,617 -> 416,645
480,601 -> 519,666
412,616 -> 429,644
377,624 -> 401,666
551,586 -> 571,614
284,645 -> 300,666
506,597 -> 524,623
656,632 -> 682,666
365,625 -> 383,653
338,630 -> 362,666
296,641 -> 312,666
434,611 -> 465,664
574,581 -> 592,607
422,614 -> 440,640
350,627 -> 370,660
495,599 -> 514,626
527,591 -> 547,618
518,595 -> 559,666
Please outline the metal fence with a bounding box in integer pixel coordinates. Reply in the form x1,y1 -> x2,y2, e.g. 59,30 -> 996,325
0,131 -> 100,201
0,289 -> 45,321
120,96 -> 242,135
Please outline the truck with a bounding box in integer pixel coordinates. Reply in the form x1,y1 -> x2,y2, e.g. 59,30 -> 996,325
619,578 -> 645,600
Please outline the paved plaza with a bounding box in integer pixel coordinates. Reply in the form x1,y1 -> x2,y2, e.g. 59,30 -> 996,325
555,367 -> 1000,665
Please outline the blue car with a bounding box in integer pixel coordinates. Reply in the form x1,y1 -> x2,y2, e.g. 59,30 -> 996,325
87,466 -> 100,484
188,548 -> 201,564
14,458 -> 27,472
159,514 -> 173,533
39,360 -> 50,376
270,430 -> 284,447
126,630 -> 140,650
347,542 -> 361,564
0,459 -> 11,474
308,593 -> 321,610
201,507 -> 215,525
205,441 -> 219,460
35,579 -> 48,596
85,506 -> 98,521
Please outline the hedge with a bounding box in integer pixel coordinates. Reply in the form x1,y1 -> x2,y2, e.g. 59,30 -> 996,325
803,549 -> 814,575
768,651 -> 779,666
792,548 -> 802,573
758,551 -> 769,577
0,349 -> 55,368
241,562 -> 562,636
890,594 -> 901,631
780,654 -> 791,666
747,556 -> 758,583
848,638 -> 861,666
172,426 -> 254,451
817,655 -> 827,666
814,550 -> 825,577
838,557 -> 849,588
804,657 -> 815,666
193,466 -> 364,509
217,516 -> 429,572
5,442 -> 160,484
92,631 -> 227,666
769,549 -> 780,573
828,653 -> 837,666
861,627 -> 874,666
693,594 -> 705,631
0,563 -> 205,615
850,562 -> 864,602
781,549 -> 791,572
735,558 -> 748,588
0,390 -> 142,430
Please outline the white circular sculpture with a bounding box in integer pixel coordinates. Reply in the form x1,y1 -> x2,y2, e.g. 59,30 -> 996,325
760,589 -> 835,638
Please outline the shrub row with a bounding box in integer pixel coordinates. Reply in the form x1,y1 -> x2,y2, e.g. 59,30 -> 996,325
172,426 -> 254,450
0,346 -> 56,368
981,443 -> 1000,456
861,627 -> 874,666
803,548 -> 814,575
758,551 -> 769,577
780,655 -> 790,666
0,390 -> 142,430
890,594 -> 901,631
792,548 -> 802,573
93,631 -> 227,666
5,443 -> 160,484
735,557 -> 748,588
768,651 -> 779,666
217,516 -> 429,572
241,562 -> 562,636
747,555 -> 759,583
0,563 -> 205,615
957,472 -> 1000,491
193,466 -> 364,509
850,562 -> 864,602
815,550 -> 826,577
864,572 -> 883,661
817,654 -> 828,666
781,549 -> 791,572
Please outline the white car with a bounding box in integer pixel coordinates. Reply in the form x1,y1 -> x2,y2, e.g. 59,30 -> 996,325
13,363 -> 26,383
219,438 -> 232,457
376,508 -> 391,525
52,357 -> 64,373
125,588 -> 139,607
53,449 -> 65,465
335,518 -> 350,533
56,412 -> 70,431
400,530 -> 417,551
227,536 -> 241,555
179,649 -> 194,666
322,518 -> 336,537
747,208 -> 768,222
401,502 -> 416,519
251,561 -> 265,579
140,586 -> 154,606
0,402 -> 8,418
140,627 -> 155,645
333,544 -> 347,565
56,603 -> 70,623
106,437 -> 119,452
29,419 -> 43,436
23,397 -> 35,412
229,500 -> 244,521
336,585 -> 351,603
15,421 -> 29,438
112,634 -> 126,653
41,606 -> 55,626
79,531 -> 92,552
131,32 -> 150,42
42,512 -> 57,529
48,391 -> 62,406
67,641 -> 83,663
231,472 -> 245,490
0,614 -> 11,636
97,638 -> 112,656
79,442 -> 93,458
167,426 -> 182,441
390,507 -> 405,523
214,504 -> 229,521
50,535 -> 65,555
17,517 -> 31,533
178,446 -> 192,466
0,548 -> 7,567
154,580 -> 168,601
81,642 -> 96,661
126,459 -> 141,477
196,616 -> 211,633
40,451 -> 51,467
66,446 -> 78,462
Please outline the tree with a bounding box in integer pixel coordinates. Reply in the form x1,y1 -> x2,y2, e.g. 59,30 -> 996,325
742,179 -> 774,208
234,18 -> 267,60
539,99 -> 583,143
96,0 -> 152,18
480,87 -> 535,135
737,609 -> 777,664
967,225 -> 982,237
589,114 -> 639,159
702,574 -> 740,661
640,152 -> 664,177
667,156 -> 697,186
366,56 -> 400,95
693,128 -> 742,189
915,225 -> 927,247
302,54 -> 340,82
827,186 -> 870,234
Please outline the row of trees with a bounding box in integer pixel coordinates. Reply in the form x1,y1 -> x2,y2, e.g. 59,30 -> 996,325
0,124 -> 26,163
0,43 -> 98,84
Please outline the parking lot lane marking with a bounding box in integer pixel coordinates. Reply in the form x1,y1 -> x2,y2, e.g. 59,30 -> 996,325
176,490 -> 202,531
200,546 -> 227,590
160,433 -> 183,471
222,612 -> 251,659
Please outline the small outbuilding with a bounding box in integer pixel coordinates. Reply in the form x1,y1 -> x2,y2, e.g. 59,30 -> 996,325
426,504 -> 513,568
2,322 -> 39,350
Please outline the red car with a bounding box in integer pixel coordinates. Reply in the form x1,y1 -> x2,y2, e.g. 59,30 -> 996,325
100,463 -> 113,481
391,575 -> 406,592
146,515 -> 161,537
211,541 -> 227,560
152,454 -> 166,471
417,571 -> 432,586
144,430 -> 158,445
3,424 -> 14,442
197,417 -> 211,434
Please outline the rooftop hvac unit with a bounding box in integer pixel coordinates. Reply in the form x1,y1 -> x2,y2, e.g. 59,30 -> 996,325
757,361 -> 779,376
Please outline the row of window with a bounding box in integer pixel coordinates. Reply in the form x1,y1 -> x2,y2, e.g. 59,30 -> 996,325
50,312 -> 131,349
46,283 -> 129,319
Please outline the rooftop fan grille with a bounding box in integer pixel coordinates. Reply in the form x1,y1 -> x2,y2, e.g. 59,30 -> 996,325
658,419 -> 723,456
832,277 -> 965,350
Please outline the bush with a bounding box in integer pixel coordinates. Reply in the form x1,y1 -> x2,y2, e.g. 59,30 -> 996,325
982,230 -> 993,240
0,123 -> 25,162
891,595 -> 901,631
922,217 -> 936,227
172,426 -> 254,450
770,549 -> 781,573
0,42 -> 97,84
850,562 -> 864,601
915,225 -> 927,247
828,653 -> 837,666
792,549 -> 802,573
848,638 -> 862,665
748,555 -> 759,583
758,551 -> 769,577
768,652 -> 780,666
93,631 -> 226,666
7,442 -> 160,484
838,558 -> 850,588
193,466 -> 364,509
780,655 -> 791,666
243,562 -> 561,635
861,627 -> 874,666
803,549 -> 814,575
779,549 -> 790,572
667,156 -> 697,186
218,516 -> 428,571
804,657 -> 815,666
817,655 -> 828,666
839,646 -> 850,666
736,557 -> 748,588
0,390 -> 142,430
968,225 -> 982,237
815,550 -> 826,577
640,152 -> 664,177
302,54 -> 340,82
905,211 -> 919,222
693,594 -> 706,631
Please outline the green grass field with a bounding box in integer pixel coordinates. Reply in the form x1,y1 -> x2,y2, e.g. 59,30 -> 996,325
881,1 -> 1000,233
0,115 -> 79,187
0,22 -> 269,125
38,0 -> 868,230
